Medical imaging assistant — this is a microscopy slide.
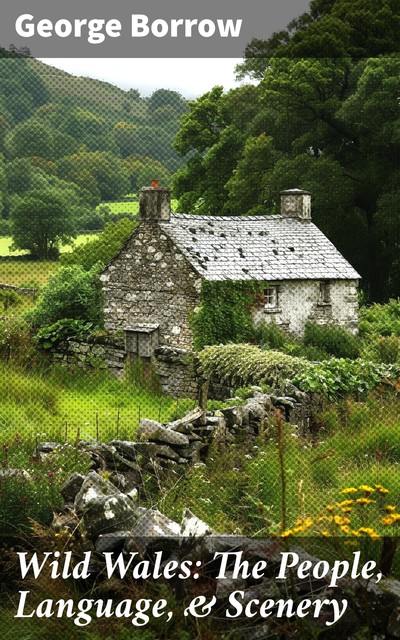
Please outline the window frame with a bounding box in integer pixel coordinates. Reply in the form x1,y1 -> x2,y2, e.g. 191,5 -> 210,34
264,285 -> 279,311
319,280 -> 331,305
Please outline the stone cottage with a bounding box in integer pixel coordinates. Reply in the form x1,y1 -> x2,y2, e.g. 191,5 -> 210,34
100,185 -> 360,356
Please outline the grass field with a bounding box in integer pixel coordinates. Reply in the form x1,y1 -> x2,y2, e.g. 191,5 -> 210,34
0,260 -> 58,287
0,233 -> 98,258
100,200 -> 139,215
0,234 -> 100,287
0,364 -> 194,452
99,198 -> 179,215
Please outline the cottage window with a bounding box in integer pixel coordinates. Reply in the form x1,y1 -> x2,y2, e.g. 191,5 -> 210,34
264,286 -> 278,310
319,281 -> 331,304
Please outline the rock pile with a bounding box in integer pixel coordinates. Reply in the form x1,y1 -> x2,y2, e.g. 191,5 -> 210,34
50,468 -> 400,639
37,386 -> 317,482
12,385 -> 400,637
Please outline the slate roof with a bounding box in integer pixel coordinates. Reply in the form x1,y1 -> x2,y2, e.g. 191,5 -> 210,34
159,214 -> 360,281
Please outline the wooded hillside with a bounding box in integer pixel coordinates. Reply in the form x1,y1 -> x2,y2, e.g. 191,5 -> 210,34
0,50 -> 188,257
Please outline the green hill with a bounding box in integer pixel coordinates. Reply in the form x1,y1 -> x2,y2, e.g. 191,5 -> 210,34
0,51 -> 188,256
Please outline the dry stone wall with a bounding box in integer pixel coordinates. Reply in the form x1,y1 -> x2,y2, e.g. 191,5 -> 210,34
25,392 -> 400,640
50,338 -> 199,396
49,339 -> 324,432
51,337 -> 126,377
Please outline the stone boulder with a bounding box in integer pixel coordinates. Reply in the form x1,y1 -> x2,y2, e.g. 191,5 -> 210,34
60,472 -> 85,503
125,507 -> 180,556
82,493 -> 139,540
137,419 -> 190,447
74,471 -> 122,513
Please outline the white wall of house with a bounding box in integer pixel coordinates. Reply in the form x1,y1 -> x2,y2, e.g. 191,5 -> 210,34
253,279 -> 359,336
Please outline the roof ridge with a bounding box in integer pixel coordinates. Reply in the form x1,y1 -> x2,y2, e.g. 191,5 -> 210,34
169,213 -> 294,222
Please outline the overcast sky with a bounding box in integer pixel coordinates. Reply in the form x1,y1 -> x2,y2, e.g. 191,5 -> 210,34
39,58 -> 246,98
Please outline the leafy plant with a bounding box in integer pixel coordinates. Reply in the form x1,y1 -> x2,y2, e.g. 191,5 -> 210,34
359,299 -> 400,337
191,281 -> 263,350
0,316 -> 34,363
35,318 -> 94,349
198,343 -> 308,388
25,264 -> 103,327
0,289 -> 22,312
292,358 -> 400,397
362,335 -> 400,364
254,321 -> 289,350
304,321 -> 360,359
0,442 -> 92,539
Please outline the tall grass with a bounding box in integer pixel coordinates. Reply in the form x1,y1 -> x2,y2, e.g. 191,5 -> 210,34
0,363 -> 195,459
157,393 -> 400,537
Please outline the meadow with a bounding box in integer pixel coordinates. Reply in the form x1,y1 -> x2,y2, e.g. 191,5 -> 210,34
0,363 -> 194,455
0,233 -> 98,258
0,234 -> 99,287
98,197 -> 178,216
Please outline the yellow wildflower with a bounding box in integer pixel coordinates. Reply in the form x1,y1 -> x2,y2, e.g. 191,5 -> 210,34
382,513 -> 400,526
295,517 -> 313,528
375,484 -> 390,494
358,527 -> 381,540
341,487 -> 357,494
356,497 -> 374,505
341,507 -> 352,513
281,529 -> 294,538
382,515 -> 395,526
337,500 -> 354,507
359,485 -> 375,494
340,525 -> 352,535
320,530 -> 331,537
385,505 -> 396,512
325,505 -> 336,512
333,515 -> 351,526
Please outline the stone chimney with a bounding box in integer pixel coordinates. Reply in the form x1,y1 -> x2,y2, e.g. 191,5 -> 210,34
280,188 -> 312,221
139,180 -> 171,223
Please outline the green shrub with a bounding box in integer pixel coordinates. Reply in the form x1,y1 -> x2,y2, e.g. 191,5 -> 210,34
254,321 -> 289,350
362,335 -> 400,364
0,443 -> 91,539
292,358 -> 400,397
0,288 -> 23,312
25,264 -> 103,327
304,321 -> 360,359
359,299 -> 400,337
191,281 -> 262,350
285,343 -> 332,362
0,316 -> 34,362
60,217 -> 136,271
198,343 -> 309,388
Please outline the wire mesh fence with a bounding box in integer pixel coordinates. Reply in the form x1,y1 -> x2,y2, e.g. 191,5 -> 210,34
0,51 -> 400,639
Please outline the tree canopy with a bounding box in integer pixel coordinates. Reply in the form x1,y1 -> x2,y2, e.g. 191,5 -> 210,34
10,188 -> 77,259
0,56 -> 189,254
173,41 -> 400,301
236,0 -> 400,80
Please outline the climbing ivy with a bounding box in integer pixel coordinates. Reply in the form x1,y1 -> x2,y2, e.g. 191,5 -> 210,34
190,280 -> 264,350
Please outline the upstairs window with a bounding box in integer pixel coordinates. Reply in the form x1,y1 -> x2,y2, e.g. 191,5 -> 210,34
319,281 -> 331,304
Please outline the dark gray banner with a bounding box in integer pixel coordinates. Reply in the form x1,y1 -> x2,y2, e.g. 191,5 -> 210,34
0,0 -> 310,57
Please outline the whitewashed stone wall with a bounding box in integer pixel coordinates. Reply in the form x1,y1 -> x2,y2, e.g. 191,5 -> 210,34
253,279 -> 359,336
